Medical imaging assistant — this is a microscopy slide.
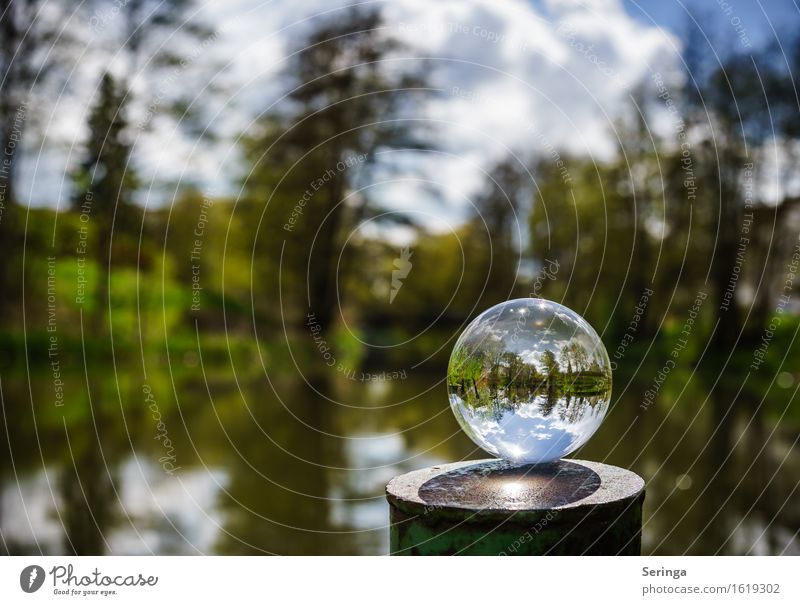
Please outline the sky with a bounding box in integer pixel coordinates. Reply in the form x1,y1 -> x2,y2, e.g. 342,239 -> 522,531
16,0 -> 800,225
623,0 -> 799,48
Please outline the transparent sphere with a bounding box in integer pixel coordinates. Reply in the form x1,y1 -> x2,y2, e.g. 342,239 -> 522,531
447,298 -> 612,464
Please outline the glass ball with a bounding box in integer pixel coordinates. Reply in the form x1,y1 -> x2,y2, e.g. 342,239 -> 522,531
447,298 -> 612,464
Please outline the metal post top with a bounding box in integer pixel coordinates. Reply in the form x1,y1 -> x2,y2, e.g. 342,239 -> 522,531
386,458 -> 644,519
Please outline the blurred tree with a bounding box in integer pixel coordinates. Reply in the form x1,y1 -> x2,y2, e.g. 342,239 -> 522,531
0,0 -> 74,316
469,157 -> 529,306
71,72 -> 138,332
679,26 -> 800,347
610,87 -> 670,337
105,0 -> 218,135
529,154 -> 627,328
340,222 -> 503,361
701,53 -> 755,347
159,188 -> 254,330
740,36 -> 800,338
109,0 -> 213,73
241,6 -> 429,331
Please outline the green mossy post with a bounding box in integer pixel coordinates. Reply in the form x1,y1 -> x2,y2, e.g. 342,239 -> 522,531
386,459 -> 645,555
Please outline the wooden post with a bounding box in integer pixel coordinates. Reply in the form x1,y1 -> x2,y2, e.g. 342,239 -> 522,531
386,458 -> 645,555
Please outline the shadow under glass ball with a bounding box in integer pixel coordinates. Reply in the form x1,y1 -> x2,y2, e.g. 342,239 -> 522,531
447,298 -> 612,464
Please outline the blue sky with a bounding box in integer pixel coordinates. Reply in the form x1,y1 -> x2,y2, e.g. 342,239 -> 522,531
623,0 -> 799,49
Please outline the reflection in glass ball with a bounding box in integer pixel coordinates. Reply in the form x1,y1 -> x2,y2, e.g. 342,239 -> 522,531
447,298 -> 612,464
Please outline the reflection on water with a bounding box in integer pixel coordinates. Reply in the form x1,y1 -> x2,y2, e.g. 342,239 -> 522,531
450,392 -> 607,463
2,458 -> 228,555
0,357 -> 798,555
